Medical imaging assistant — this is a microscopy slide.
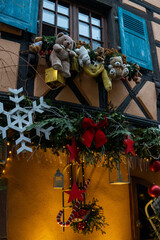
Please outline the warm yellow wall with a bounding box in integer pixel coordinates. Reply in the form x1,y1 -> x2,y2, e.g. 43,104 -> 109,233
5,148 -> 132,240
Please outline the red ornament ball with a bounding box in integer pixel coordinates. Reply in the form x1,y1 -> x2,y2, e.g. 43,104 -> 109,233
148,184 -> 160,198
149,161 -> 160,172
40,50 -> 44,55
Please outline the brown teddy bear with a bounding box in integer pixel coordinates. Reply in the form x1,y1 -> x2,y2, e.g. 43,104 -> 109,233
132,64 -> 142,84
29,37 -> 43,53
50,32 -> 76,78
108,56 -> 129,80
95,47 -> 105,63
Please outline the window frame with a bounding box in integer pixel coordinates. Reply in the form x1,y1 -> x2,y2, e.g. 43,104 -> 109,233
42,0 -> 71,35
41,0 -> 108,49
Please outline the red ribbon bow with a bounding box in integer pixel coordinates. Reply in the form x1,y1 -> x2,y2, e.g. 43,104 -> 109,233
81,117 -> 108,148
74,209 -> 88,220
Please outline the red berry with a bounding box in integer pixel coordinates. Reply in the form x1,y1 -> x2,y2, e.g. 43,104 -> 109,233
48,50 -> 52,55
40,51 -> 44,55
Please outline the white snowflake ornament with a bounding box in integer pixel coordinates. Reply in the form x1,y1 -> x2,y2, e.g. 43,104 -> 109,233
0,88 -> 53,154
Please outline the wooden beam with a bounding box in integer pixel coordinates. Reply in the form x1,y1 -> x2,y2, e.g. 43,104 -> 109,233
0,23 -> 22,36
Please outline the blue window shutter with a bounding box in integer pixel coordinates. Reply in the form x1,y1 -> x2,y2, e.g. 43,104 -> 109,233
0,0 -> 39,34
118,7 -> 153,71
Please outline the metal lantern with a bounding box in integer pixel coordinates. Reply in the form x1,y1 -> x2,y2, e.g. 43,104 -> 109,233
54,168 -> 64,189
109,158 -> 130,185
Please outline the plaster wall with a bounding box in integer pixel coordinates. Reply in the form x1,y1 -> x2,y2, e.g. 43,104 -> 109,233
5,148 -> 132,240
122,0 -> 146,12
151,21 -> 160,42
0,39 -> 20,92
153,12 -> 160,20
5,149 -> 160,240
144,0 -> 160,9
156,47 -> 160,69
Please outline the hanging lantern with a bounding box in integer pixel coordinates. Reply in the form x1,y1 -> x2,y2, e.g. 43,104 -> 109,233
109,158 -> 130,185
45,68 -> 65,88
54,168 -> 64,189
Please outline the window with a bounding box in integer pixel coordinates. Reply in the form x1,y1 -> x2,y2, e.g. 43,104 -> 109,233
42,0 -> 107,49
78,9 -> 103,49
42,0 -> 70,36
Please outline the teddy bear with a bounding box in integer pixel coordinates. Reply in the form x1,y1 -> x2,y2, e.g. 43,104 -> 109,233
49,32 -> 76,78
132,64 -> 142,84
29,37 -> 43,53
74,46 -> 91,68
126,63 -> 142,84
95,46 -> 105,63
108,56 -> 129,80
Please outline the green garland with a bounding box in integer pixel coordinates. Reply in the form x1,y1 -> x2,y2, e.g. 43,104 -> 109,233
70,198 -> 107,235
25,102 -> 160,168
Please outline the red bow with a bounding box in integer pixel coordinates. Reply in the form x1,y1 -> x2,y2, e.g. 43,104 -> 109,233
78,209 -> 88,218
74,209 -> 88,219
81,117 -> 108,148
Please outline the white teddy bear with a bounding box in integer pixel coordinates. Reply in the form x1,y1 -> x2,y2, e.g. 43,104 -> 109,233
108,56 -> 129,80
74,46 -> 91,67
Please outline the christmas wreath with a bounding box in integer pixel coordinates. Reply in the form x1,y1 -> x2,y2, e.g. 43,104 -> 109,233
70,198 -> 107,235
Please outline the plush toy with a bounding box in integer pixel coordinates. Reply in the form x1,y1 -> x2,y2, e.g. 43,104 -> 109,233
126,63 -> 142,84
50,32 -> 76,78
95,47 -> 105,63
74,46 -> 91,68
131,64 -> 142,84
108,56 -> 129,80
29,37 -> 43,53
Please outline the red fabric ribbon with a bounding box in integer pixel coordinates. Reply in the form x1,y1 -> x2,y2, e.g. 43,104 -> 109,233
74,212 -> 81,219
73,209 -> 88,219
81,117 -> 108,148
78,209 -> 88,218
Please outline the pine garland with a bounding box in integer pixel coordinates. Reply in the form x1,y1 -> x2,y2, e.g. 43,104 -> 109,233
70,198 -> 107,235
24,103 -> 160,168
